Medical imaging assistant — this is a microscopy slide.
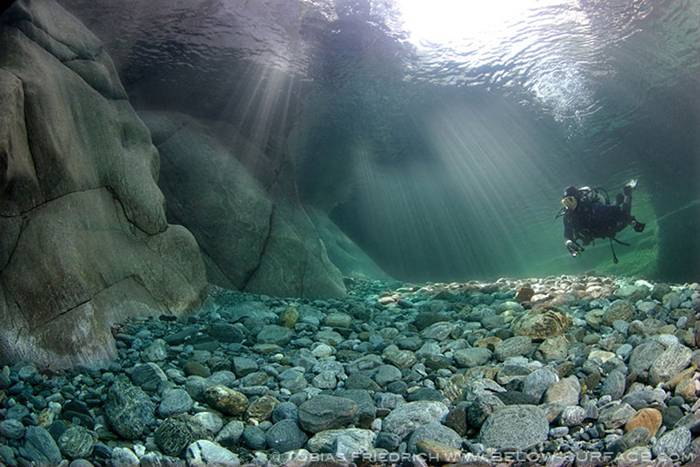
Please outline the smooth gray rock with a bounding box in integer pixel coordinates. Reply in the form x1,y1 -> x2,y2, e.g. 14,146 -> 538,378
298,395 -> 359,433
191,411 -> 224,435
382,401 -> 449,440
272,401 -> 299,423
495,336 -> 534,361
158,388 -> 194,417
374,364 -> 402,386
335,389 -> 376,429
215,420 -> 245,448
479,405 -> 549,451
407,422 -> 462,453
232,357 -> 259,377
257,325 -> 294,346
545,376 -> 580,406
454,347 -> 492,368
265,419 -> 308,452
242,425 -> 266,450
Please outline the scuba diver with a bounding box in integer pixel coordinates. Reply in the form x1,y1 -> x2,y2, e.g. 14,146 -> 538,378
557,179 -> 646,263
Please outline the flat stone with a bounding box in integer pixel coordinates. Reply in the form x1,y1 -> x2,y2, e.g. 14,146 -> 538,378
110,447 -> 139,465
191,411 -> 224,436
650,344 -> 692,385
324,312 -> 352,329
142,339 -> 169,361
545,376 -> 580,406
494,336 -> 534,361
622,388 -> 666,409
454,348 -> 492,368
420,322 -> 457,341
382,345 -> 417,368
407,422 -> 462,453
207,323 -> 245,343
374,365 -> 403,386
257,325 -> 294,346
185,440 -> 240,466
307,428 -> 375,457
538,335 -> 570,362
298,395 -> 358,433
158,388 -> 193,417
382,401 -> 449,440
588,350 -> 617,366
265,419 -> 308,453
479,405 -> 549,451
232,357 -> 258,377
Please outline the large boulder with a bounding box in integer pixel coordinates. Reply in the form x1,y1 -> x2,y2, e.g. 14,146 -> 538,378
142,111 -> 347,298
0,0 -> 206,368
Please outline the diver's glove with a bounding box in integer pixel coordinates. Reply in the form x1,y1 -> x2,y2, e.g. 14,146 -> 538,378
624,178 -> 638,194
565,239 -> 584,257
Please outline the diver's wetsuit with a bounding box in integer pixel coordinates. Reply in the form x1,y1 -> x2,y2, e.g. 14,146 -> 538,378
564,188 -> 633,245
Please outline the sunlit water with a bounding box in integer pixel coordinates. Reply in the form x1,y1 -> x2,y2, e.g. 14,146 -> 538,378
60,0 -> 700,282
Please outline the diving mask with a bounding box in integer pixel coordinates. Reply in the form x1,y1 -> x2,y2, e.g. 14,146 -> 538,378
561,196 -> 577,210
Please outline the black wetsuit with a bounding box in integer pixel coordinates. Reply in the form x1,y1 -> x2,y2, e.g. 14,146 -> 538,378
564,188 -> 632,245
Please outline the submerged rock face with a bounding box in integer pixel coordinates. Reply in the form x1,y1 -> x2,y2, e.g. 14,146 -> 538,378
0,0 -> 206,368
142,111 -> 347,298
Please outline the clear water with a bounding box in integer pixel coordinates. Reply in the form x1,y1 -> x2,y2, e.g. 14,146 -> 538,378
60,0 -> 700,283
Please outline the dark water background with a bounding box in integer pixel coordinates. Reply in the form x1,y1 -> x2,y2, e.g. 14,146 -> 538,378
60,0 -> 700,283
